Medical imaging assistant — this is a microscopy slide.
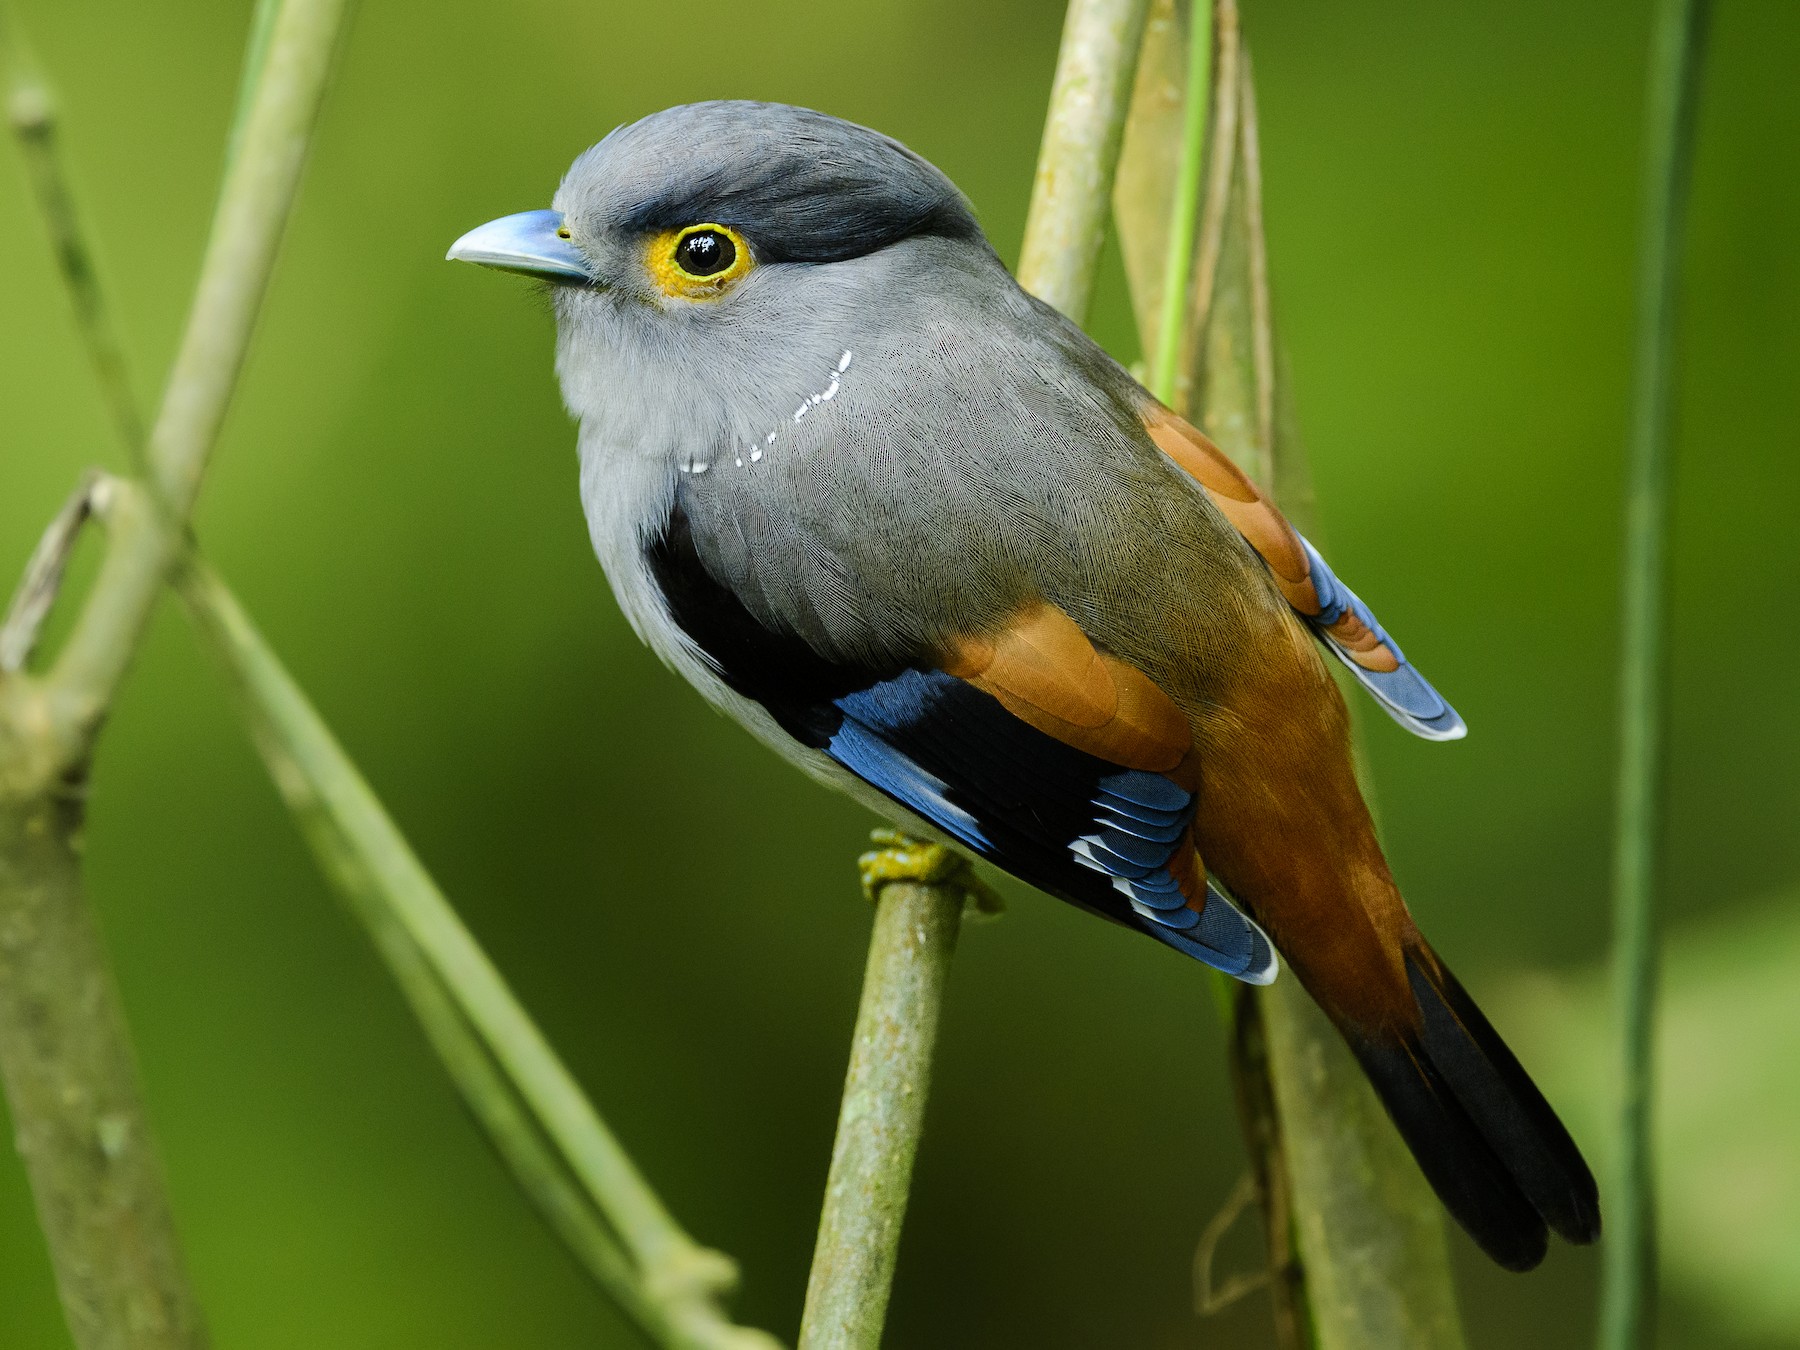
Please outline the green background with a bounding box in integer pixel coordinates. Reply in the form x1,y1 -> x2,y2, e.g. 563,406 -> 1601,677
3,0 -> 1797,1345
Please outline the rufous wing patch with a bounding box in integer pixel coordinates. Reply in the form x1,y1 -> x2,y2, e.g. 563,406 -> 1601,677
1322,609 -> 1402,673
1142,405 -> 1323,615
941,601 -> 1193,779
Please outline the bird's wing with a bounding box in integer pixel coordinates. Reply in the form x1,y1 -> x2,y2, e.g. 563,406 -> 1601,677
646,509 -> 1276,983
1142,404 -> 1466,741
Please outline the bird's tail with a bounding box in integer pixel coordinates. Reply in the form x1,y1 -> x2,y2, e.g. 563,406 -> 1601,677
1327,934 -> 1601,1271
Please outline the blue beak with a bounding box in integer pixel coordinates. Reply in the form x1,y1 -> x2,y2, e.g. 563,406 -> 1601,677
446,209 -> 592,283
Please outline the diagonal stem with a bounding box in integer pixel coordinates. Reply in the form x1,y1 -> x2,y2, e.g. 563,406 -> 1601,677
47,0 -> 352,742
2,52 -> 145,469
171,548 -> 777,1350
6,6 -> 779,1345
0,4 -> 348,1345
1599,2 -> 1711,1347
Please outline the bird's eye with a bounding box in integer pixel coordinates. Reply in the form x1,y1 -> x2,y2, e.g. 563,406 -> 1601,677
674,228 -> 735,277
646,222 -> 752,299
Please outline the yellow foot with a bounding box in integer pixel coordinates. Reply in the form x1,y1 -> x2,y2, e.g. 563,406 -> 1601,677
858,829 -> 1005,917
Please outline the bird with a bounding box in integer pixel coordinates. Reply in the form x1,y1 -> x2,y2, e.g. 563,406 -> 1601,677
448,100 -> 1599,1271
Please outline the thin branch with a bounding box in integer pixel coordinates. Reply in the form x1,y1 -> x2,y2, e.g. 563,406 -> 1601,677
796,6 -> 1153,1342
1599,2 -> 1711,1347
1223,982 -> 1307,1348
0,3 -> 352,1345
48,0 -> 353,743
797,867 -> 964,1350
1149,0 -> 1212,402
3,51 -> 145,467
7,4 -> 781,1341
1,473 -> 101,674
1017,0 -> 1154,323
170,547 -> 777,1350
1192,1172 -> 1270,1317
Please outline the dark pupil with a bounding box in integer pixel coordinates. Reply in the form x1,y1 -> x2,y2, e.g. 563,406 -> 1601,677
677,230 -> 734,277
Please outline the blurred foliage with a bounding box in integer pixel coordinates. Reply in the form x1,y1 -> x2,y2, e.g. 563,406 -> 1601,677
0,0 -> 1795,1347
1507,892 -> 1800,1346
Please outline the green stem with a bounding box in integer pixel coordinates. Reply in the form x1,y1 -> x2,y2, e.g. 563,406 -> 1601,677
1599,2 -> 1711,1347
7,4 -> 778,1340
796,879 -> 963,1350
48,0 -> 353,740
2,38 -> 145,469
0,4 -> 350,1344
795,5 -> 1152,1340
170,550 -> 775,1350
1149,0 -> 1212,402
224,0 -> 283,178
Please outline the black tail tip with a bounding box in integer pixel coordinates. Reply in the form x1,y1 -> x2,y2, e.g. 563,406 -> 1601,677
1344,948 -> 1601,1271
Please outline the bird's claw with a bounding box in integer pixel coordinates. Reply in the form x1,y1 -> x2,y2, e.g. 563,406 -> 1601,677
858,829 -> 1004,916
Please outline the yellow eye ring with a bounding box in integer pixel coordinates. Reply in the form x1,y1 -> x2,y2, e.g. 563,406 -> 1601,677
645,223 -> 753,300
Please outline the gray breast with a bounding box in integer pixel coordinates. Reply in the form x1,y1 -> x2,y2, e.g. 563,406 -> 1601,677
564,234 -> 1273,698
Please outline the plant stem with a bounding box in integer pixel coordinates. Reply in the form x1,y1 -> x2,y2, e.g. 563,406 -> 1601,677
8,6 -> 780,1342
1149,0 -> 1211,402
797,879 -> 963,1350
169,549 -> 774,1350
796,6 -> 1152,1341
2,47 -> 145,468
0,3 -> 350,1345
1017,0 -> 1153,324
1599,2 -> 1710,1347
49,0 -> 352,735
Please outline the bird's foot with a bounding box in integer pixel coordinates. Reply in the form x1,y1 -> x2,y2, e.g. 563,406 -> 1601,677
858,828 -> 1004,917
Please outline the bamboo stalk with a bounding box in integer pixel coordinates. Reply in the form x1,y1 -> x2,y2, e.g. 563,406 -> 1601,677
1116,5 -> 1468,1346
1598,2 -> 1711,1346
1017,0 -> 1154,323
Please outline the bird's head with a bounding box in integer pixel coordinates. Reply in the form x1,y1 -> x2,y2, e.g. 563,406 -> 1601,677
446,101 -> 986,310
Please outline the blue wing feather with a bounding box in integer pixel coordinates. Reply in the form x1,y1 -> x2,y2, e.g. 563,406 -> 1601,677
646,500 -> 1277,982
829,671 -> 1277,984
1296,536 -> 1467,742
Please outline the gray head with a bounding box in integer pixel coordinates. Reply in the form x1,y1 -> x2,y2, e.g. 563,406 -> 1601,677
447,101 -> 989,308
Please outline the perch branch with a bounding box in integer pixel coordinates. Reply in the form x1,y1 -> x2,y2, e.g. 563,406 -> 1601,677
796,870 -> 965,1350
796,4 -> 1151,1343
